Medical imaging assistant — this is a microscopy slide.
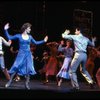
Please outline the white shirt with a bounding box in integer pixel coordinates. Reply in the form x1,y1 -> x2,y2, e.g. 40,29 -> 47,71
62,33 -> 94,52
0,36 -> 10,55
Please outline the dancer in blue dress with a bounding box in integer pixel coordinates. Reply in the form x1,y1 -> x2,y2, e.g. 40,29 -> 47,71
4,23 -> 48,89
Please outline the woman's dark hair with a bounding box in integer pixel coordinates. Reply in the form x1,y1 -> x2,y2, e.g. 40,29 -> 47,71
21,23 -> 32,33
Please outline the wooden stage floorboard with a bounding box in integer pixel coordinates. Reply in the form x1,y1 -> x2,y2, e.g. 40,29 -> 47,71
0,79 -> 100,99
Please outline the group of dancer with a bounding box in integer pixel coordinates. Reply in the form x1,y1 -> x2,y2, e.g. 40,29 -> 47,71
0,22 -> 100,91
39,28 -> 100,91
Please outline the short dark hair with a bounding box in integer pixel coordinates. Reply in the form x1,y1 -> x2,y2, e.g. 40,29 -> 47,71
21,23 -> 32,33
66,39 -> 72,44
75,27 -> 82,33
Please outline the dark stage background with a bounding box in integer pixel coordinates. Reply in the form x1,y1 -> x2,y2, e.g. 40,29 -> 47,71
0,1 -> 100,82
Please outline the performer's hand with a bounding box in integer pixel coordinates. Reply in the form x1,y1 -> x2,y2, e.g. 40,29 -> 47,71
62,33 -> 65,38
64,29 -> 70,35
92,37 -> 96,42
8,40 -> 12,45
4,23 -> 10,30
62,29 -> 70,38
44,36 -> 48,42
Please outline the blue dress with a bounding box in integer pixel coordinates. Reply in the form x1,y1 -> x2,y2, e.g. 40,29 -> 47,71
5,30 -> 45,76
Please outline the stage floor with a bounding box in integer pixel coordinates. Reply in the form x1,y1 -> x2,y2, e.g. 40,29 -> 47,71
0,79 -> 100,99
